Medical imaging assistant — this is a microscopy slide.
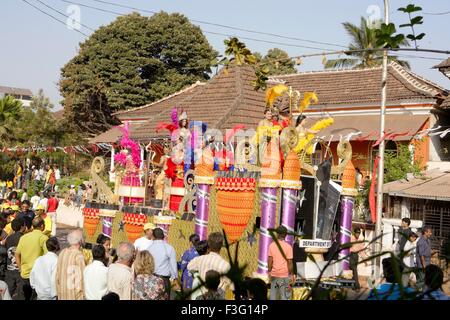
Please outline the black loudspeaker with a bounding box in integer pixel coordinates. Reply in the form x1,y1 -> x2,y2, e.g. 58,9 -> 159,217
296,175 -> 316,239
255,217 -> 261,229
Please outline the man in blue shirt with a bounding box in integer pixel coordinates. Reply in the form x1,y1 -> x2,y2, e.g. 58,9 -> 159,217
147,228 -> 178,299
367,257 -> 415,300
415,226 -> 433,291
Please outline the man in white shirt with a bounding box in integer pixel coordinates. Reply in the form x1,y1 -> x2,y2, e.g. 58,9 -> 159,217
30,192 -> 40,210
134,223 -> 155,251
38,167 -> 45,181
84,244 -> 108,300
107,242 -> 135,300
30,237 -> 60,300
147,228 -> 178,298
21,188 -> 29,202
38,192 -> 48,212
54,165 -> 61,181
402,232 -> 418,287
188,232 -> 231,298
33,166 -> 40,181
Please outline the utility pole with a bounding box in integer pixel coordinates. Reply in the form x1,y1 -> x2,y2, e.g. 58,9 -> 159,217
374,0 -> 389,282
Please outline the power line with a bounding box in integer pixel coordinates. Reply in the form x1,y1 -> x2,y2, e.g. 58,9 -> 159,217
59,0 -> 123,16
21,0 -> 88,36
423,11 -> 450,16
35,0 -> 95,31
75,0 -> 349,49
56,0 -> 338,51
24,0 -> 450,67
388,53 -> 446,61
203,30 -> 335,51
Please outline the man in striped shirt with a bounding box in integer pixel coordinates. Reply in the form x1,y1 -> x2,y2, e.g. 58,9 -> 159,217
187,232 -> 231,299
55,229 -> 86,300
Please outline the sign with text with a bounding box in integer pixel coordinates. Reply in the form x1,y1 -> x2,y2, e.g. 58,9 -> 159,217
299,239 -> 332,248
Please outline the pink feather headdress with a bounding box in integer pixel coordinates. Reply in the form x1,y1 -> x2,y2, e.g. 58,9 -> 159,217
114,122 -> 141,168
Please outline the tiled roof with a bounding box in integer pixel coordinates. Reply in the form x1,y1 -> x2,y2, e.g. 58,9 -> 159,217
433,58 -> 450,69
89,122 -> 141,144
383,170 -> 450,201
114,81 -> 205,120
131,66 -> 266,141
0,85 -> 33,96
273,62 -> 444,110
93,62 -> 446,142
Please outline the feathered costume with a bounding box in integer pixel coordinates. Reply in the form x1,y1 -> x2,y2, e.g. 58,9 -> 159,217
157,108 -> 188,212
293,118 -> 334,154
293,92 -> 333,154
213,124 -> 246,171
114,122 -> 143,204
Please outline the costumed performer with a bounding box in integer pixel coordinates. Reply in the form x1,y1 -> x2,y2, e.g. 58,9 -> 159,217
165,138 -> 186,214
114,122 -> 143,204
151,141 -> 171,200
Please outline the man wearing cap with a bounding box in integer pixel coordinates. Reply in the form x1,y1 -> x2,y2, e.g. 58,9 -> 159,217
34,205 -> 52,237
134,223 -> 155,251
268,225 -> 295,300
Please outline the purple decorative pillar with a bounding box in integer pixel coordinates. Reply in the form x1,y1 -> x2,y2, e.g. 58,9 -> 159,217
102,217 -> 113,238
257,186 -> 278,276
281,188 -> 298,246
338,196 -> 354,270
99,209 -> 116,239
194,184 -> 211,241
281,150 -> 302,246
339,160 -> 358,271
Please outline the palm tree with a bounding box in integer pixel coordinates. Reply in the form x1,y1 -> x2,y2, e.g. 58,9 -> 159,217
0,95 -> 23,142
325,17 -> 410,69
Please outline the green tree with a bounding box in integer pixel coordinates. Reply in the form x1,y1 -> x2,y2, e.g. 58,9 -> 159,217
60,12 -> 217,135
0,95 -> 22,144
5,90 -> 85,149
13,89 -> 63,146
384,144 -> 422,183
259,48 -> 297,75
325,17 -> 410,69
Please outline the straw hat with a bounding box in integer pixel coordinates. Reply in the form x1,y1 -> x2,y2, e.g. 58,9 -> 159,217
143,223 -> 156,231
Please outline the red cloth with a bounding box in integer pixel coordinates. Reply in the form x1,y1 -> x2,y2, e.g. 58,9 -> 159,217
369,156 -> 380,223
165,158 -> 185,212
47,197 -> 59,213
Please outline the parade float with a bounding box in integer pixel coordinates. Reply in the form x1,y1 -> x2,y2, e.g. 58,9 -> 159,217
82,83 -> 358,294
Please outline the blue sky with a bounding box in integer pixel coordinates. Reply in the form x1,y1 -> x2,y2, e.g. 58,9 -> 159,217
1,0 -> 449,109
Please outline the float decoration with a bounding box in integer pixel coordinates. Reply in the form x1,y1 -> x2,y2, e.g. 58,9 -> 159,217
122,212 -> 148,243
338,160 -> 358,270
194,151 -> 216,240
83,208 -> 100,237
281,151 -> 302,245
114,122 -> 145,204
257,137 -> 282,277
98,209 -> 117,238
216,176 -> 257,243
